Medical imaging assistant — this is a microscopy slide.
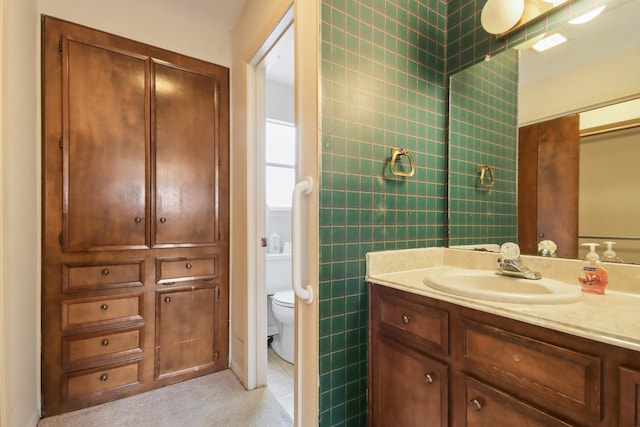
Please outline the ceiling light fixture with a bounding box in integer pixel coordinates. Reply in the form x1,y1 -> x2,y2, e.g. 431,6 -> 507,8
531,33 -> 568,52
569,5 -> 606,24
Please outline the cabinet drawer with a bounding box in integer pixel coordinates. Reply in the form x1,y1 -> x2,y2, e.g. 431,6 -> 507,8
458,374 -> 573,427
377,290 -> 448,354
62,360 -> 142,401
62,293 -> 144,330
63,261 -> 144,292
156,256 -> 218,284
460,318 -> 602,423
63,327 -> 143,369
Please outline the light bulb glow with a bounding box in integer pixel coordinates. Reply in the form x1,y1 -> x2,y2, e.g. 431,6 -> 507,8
531,33 -> 568,52
569,5 -> 606,24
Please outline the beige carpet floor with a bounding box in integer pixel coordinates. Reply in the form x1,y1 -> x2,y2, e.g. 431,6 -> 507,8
38,369 -> 293,427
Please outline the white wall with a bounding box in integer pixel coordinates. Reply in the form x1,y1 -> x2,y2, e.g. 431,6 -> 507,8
37,0 -> 232,66
1,1 -> 235,425
519,45 -> 640,125
2,0 -> 40,425
579,127 -> 640,263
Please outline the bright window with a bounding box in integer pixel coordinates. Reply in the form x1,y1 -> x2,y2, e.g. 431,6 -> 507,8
266,120 -> 296,208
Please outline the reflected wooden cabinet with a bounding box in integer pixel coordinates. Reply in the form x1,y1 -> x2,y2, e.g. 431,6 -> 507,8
42,16 -> 229,416
369,284 -> 640,426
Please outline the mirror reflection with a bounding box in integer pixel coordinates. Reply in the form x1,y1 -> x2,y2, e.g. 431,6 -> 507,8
448,0 -> 640,264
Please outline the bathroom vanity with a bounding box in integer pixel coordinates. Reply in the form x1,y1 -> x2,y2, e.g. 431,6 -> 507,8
367,248 -> 640,426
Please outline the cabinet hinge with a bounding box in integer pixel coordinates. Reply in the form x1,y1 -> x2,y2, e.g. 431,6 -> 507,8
217,287 -> 220,300
216,83 -> 220,93
58,40 -> 62,55
58,137 -> 63,149
58,233 -> 63,246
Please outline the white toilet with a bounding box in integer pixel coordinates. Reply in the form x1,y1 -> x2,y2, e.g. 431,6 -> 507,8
266,252 -> 295,363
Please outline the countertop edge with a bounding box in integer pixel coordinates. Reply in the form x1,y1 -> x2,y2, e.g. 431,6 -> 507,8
367,272 -> 640,353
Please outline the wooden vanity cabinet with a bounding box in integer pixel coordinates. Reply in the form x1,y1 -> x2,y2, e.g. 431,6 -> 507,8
619,367 -> 640,426
369,284 -> 640,426
42,17 -> 229,416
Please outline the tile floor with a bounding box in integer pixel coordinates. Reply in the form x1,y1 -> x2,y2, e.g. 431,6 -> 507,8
267,346 -> 294,419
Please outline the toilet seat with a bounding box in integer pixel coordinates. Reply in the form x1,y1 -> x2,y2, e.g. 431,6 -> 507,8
273,290 -> 295,308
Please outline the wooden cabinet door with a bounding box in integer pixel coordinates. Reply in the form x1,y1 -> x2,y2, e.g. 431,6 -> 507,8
371,335 -> 448,427
153,62 -> 221,247
518,115 -> 580,258
155,286 -> 218,379
63,36 -> 149,251
620,367 -> 640,426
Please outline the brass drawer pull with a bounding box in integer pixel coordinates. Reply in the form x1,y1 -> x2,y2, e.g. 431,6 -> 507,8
470,398 -> 482,412
186,262 -> 193,269
101,339 -> 109,347
159,217 -> 167,224
101,268 -> 109,276
99,374 -> 108,382
401,315 -> 410,325
134,216 -> 142,223
423,373 -> 433,384
164,296 -> 171,303
100,304 -> 109,311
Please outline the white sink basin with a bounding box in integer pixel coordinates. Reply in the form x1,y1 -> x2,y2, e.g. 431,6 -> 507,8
422,267 -> 583,304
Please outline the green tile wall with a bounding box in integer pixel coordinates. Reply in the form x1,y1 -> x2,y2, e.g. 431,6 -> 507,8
448,49 -> 519,246
318,0 -> 617,425
319,0 -> 447,424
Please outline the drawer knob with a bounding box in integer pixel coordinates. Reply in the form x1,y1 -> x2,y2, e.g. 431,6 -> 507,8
401,315 -> 410,325
101,339 -> 109,347
186,262 -> 193,269
159,217 -> 167,224
134,216 -> 142,224
164,296 -> 171,303
470,399 -> 483,412
100,304 -> 109,311
99,374 -> 108,382
423,373 -> 433,384
101,268 -> 109,276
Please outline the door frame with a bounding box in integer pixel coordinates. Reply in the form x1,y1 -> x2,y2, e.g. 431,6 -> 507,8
229,1 -> 319,425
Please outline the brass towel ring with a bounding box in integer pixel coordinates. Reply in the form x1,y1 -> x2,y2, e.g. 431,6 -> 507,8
478,165 -> 495,188
390,148 -> 415,177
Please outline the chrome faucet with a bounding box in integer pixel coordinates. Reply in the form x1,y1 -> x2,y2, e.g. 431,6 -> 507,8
497,257 -> 542,280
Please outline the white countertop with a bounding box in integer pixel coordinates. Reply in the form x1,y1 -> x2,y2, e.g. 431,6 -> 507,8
366,248 -> 640,352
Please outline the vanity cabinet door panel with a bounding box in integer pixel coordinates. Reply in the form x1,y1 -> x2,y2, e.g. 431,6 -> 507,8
155,286 -> 218,379
620,367 -> 640,426
459,374 -> 573,427
371,335 -> 448,427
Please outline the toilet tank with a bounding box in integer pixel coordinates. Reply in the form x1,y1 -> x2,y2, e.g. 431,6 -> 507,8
266,253 -> 292,294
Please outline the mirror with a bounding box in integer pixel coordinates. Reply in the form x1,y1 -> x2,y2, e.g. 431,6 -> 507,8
448,0 -> 640,264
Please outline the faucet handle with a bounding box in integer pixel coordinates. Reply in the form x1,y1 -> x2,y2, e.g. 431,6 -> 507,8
500,242 -> 521,260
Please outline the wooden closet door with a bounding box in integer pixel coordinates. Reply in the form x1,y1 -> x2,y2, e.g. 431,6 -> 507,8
153,62 -> 219,247
63,38 -> 150,251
